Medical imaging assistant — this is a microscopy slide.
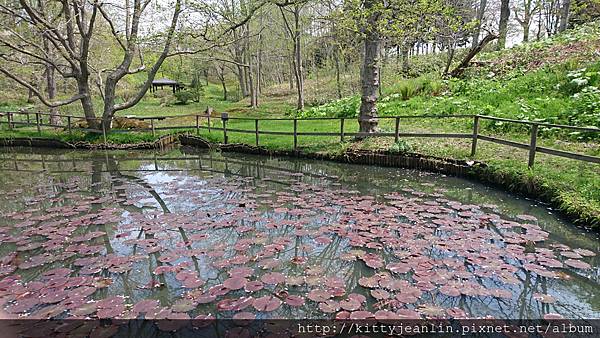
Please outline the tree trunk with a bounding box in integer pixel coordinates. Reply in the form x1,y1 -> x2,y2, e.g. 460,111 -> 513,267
43,36 -> 60,126
77,75 -> 97,129
358,0 -> 381,136
448,34 -> 498,77
236,64 -> 247,97
558,0 -> 571,32
288,57 -> 294,90
27,86 -> 35,104
537,9 -> 543,40
334,45 -> 342,99
401,42 -> 411,74
472,0 -> 487,48
444,44 -> 455,75
293,36 -> 304,110
248,55 -> 258,108
217,65 -> 228,101
46,67 -> 59,126
292,6 -> 304,110
498,0 -> 511,50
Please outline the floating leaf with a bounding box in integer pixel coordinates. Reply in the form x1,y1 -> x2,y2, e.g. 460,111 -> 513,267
223,277 -> 248,290
232,311 -> 255,320
284,295 -> 305,307
244,281 -> 264,293
260,272 -> 285,285
533,293 -> 556,304
564,259 -> 592,270
252,296 -> 281,312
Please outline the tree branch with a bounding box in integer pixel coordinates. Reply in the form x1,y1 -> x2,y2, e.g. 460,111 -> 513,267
0,66 -> 83,107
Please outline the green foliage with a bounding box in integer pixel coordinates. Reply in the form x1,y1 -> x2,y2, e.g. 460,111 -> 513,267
296,96 -> 360,118
389,139 -> 413,153
190,73 -> 205,102
174,90 -> 194,105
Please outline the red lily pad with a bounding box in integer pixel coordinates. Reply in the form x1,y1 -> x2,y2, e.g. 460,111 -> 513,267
544,313 -> 564,320
244,280 -> 264,293
374,309 -> 400,320
533,293 -> 556,304
252,296 -> 281,312
260,272 -> 285,285
132,299 -> 160,314
284,295 -> 305,307
573,248 -> 596,257
318,300 -> 340,313
370,289 -> 390,300
232,311 -> 255,320
349,311 -> 374,320
564,259 -> 592,270
307,289 -> 331,302
223,277 -> 248,290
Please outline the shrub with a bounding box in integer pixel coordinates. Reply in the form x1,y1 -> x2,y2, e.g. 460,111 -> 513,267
296,96 -> 360,118
389,139 -> 413,153
174,90 -> 194,105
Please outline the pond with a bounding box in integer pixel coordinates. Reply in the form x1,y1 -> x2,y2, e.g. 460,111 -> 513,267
0,146 -> 598,324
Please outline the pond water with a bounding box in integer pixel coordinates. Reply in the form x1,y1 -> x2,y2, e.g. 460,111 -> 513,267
0,146 -> 598,323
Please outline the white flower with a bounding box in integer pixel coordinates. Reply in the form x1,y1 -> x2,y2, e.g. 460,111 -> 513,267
571,78 -> 588,87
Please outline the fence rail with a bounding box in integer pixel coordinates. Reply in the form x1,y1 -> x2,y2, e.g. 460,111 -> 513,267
1,110 -> 598,168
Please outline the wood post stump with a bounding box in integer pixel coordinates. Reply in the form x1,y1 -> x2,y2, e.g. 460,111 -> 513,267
528,124 -> 538,168
471,115 -> 479,157
293,119 -> 298,150
255,119 -> 259,146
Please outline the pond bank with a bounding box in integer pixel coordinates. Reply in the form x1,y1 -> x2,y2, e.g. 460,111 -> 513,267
0,134 -> 179,149
1,133 -> 598,229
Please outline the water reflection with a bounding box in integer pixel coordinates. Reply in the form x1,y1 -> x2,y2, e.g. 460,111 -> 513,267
0,146 -> 598,322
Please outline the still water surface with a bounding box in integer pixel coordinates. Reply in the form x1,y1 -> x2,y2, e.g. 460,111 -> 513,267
0,147 -> 598,321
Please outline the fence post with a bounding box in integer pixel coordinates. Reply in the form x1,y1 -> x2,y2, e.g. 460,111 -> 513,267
7,112 -> 12,130
26,113 -> 30,126
67,116 -> 72,135
35,113 -> 41,134
221,112 -> 228,144
394,117 -> 400,143
102,120 -> 107,144
195,115 -> 199,135
151,118 -> 155,137
293,118 -> 298,150
528,123 -> 538,168
471,115 -> 480,157
255,119 -> 259,146
207,114 -> 211,133
340,118 -> 345,142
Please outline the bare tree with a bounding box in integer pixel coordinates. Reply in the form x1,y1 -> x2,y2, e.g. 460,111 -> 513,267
472,0 -> 488,47
514,0 -> 540,42
0,0 -> 184,130
277,0 -> 308,111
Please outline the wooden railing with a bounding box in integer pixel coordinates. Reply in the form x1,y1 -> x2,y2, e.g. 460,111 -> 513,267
1,110 -> 598,168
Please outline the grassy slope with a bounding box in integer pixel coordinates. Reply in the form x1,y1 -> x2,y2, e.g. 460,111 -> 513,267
1,23 -> 599,226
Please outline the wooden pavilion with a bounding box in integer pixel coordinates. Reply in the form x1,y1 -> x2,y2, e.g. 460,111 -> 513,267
150,78 -> 185,93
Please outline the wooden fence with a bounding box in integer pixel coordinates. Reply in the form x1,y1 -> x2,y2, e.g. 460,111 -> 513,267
1,110 -> 599,168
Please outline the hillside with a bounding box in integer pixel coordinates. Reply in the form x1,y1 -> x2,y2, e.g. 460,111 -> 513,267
299,21 -> 600,139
